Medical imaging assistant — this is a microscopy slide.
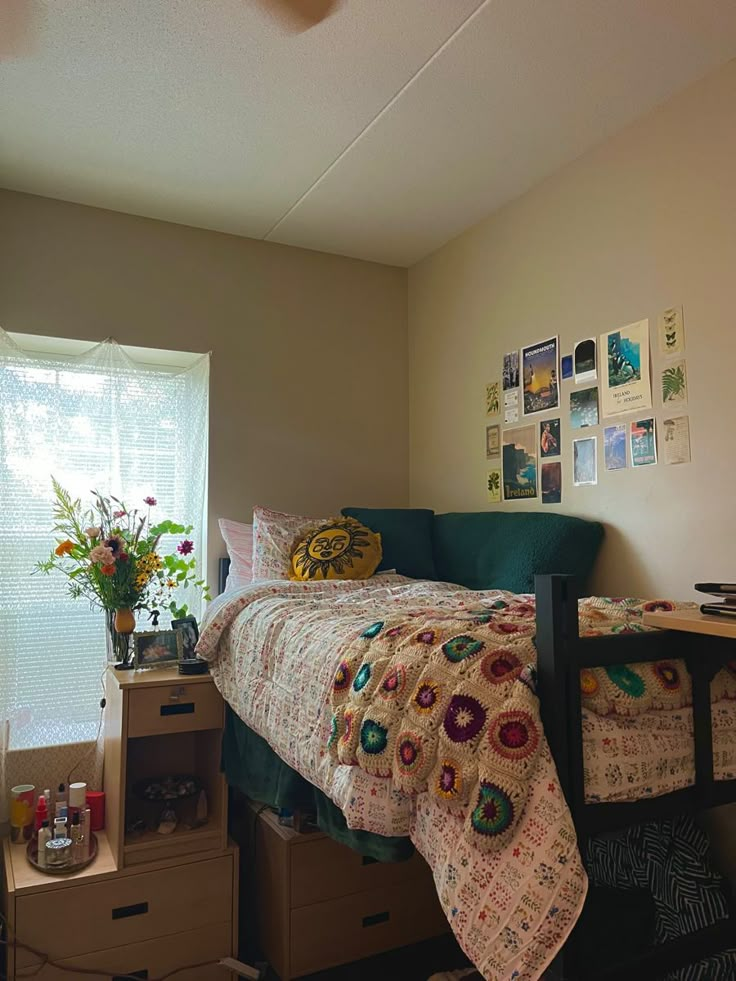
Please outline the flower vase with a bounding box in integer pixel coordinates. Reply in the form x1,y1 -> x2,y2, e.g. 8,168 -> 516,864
107,608 -> 136,670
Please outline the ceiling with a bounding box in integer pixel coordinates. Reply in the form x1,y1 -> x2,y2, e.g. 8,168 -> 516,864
2,1 -> 736,267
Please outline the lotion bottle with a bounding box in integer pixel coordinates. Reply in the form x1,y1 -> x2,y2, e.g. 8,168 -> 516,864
37,820 -> 51,868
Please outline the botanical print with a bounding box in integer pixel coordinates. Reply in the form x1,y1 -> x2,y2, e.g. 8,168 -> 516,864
573,338 -> 597,383
600,320 -> 652,417
486,424 -> 501,460
630,418 -> 657,467
561,354 -> 573,380
603,425 -> 627,471
573,436 -> 597,486
522,336 -> 559,415
503,350 -> 520,391
541,461 -> 562,504
539,418 -> 560,458
662,416 -> 691,465
661,360 -> 688,405
485,380 -> 501,417
486,468 -> 502,503
502,425 -> 537,500
569,386 -> 599,428
658,306 -> 685,356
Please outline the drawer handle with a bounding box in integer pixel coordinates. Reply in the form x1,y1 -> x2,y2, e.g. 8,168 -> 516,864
112,901 -> 149,920
362,911 -> 389,928
160,702 -> 195,717
113,973 -> 148,980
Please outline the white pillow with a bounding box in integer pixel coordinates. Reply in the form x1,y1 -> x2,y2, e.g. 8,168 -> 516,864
219,518 -> 254,590
251,506 -> 326,581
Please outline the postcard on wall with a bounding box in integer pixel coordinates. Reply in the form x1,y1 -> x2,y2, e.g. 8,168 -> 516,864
503,351 -> 520,391
502,425 -> 538,500
486,424 -> 501,460
603,424 -> 627,471
600,319 -> 652,417
485,380 -> 501,417
504,388 -> 519,406
662,415 -> 691,465
504,404 -> 519,424
561,354 -> 573,380
570,386 -> 599,428
574,338 -> 597,383
541,461 -> 562,504
539,418 -> 560,458
573,436 -> 597,486
630,418 -> 657,467
522,336 -> 559,416
658,306 -> 685,356
487,468 -> 502,503
661,359 -> 688,405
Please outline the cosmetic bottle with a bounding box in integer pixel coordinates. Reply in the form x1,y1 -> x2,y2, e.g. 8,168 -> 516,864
68,782 -> 86,823
56,783 -> 67,820
70,812 -> 84,863
54,815 -> 68,839
35,794 -> 48,834
82,807 -> 92,860
37,820 -> 51,869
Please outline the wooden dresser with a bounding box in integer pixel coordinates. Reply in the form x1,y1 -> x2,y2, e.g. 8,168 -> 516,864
251,805 -> 448,980
2,667 -> 238,980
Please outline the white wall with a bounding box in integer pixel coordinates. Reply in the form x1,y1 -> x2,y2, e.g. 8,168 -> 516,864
409,61 -> 736,601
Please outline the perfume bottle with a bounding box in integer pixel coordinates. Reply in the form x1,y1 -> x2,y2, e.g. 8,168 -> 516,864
70,812 -> 84,864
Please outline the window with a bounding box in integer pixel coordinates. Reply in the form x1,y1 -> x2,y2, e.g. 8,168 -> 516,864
0,331 -> 209,751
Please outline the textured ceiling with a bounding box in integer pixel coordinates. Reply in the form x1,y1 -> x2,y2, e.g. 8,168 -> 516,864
1,0 -> 736,265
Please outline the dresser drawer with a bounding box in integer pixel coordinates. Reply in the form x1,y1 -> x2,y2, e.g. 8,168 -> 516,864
127,680 -> 223,737
290,835 -> 432,908
16,854 -> 233,963
15,921 -> 233,980
289,876 -> 449,977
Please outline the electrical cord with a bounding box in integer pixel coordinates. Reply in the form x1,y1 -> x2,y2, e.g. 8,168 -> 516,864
65,664 -> 108,790
1,910 -> 228,979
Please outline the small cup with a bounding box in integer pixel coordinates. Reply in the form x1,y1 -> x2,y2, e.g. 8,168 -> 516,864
9,784 -> 35,843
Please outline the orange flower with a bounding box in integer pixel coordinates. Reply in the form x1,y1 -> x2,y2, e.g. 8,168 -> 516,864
55,540 -> 75,556
100,564 -> 116,576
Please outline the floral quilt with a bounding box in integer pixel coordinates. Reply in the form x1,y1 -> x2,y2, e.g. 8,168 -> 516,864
197,577 -> 736,981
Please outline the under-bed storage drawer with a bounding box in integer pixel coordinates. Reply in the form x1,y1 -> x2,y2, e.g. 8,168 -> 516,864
15,922 -> 233,980
16,854 -> 233,964
289,877 -> 449,977
290,833 -> 432,907
127,681 -> 223,737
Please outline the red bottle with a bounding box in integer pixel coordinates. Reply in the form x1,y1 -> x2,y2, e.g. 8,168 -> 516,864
35,794 -> 48,833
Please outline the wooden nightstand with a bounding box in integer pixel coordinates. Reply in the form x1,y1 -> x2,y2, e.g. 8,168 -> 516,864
1,667 -> 238,980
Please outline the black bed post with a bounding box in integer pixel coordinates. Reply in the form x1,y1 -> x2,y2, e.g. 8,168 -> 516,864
534,575 -> 580,808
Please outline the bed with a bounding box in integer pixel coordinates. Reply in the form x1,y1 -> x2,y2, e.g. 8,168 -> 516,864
198,566 -> 736,981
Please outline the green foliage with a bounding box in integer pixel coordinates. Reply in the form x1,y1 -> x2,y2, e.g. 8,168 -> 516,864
661,365 -> 686,402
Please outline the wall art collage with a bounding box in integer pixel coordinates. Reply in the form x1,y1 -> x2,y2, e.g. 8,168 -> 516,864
484,309 -> 691,504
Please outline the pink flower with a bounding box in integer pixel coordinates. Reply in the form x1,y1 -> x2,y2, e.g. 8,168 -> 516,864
113,510 -> 126,519
144,496 -> 157,506
177,540 -> 194,556
89,544 -> 115,566
85,526 -> 101,539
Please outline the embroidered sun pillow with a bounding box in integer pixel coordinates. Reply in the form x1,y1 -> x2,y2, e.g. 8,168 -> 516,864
290,518 -> 382,582
218,518 -> 254,589
252,506 -> 329,581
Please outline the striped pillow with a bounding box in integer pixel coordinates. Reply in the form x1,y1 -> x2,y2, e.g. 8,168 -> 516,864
218,518 -> 254,590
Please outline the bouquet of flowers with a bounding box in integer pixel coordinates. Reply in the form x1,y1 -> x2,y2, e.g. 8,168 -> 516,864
37,479 -> 210,666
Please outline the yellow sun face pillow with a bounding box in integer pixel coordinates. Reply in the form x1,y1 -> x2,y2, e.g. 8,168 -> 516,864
290,518 -> 382,582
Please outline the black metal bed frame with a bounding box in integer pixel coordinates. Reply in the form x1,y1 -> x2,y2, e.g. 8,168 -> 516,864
535,574 -> 736,981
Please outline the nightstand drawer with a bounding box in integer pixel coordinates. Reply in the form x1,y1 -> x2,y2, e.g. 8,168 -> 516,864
15,921 -> 233,980
127,680 -> 223,737
16,854 -> 233,963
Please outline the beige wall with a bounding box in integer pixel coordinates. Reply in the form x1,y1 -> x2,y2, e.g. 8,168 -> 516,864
409,61 -> 736,601
0,190 -> 409,591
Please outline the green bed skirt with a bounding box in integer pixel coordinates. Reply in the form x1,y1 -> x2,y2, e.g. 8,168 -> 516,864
222,705 -> 414,862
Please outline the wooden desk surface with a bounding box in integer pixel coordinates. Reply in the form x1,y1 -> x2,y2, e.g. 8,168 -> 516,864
642,607 -> 736,639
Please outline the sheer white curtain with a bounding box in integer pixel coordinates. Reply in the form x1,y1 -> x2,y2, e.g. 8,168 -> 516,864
0,329 -> 209,819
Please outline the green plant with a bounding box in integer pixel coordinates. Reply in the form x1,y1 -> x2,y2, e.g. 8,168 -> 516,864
661,364 -> 686,402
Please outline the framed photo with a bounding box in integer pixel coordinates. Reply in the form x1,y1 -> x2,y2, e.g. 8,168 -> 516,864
133,629 -> 182,669
171,616 -> 200,661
